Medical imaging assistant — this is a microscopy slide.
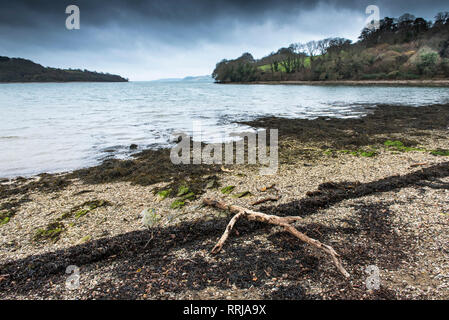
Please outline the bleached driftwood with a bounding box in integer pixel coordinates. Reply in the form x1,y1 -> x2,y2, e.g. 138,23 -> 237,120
203,198 -> 350,278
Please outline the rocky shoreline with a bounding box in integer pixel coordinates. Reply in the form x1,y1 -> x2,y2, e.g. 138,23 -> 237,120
0,104 -> 448,299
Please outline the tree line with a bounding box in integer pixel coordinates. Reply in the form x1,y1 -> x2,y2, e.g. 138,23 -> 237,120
213,12 -> 449,82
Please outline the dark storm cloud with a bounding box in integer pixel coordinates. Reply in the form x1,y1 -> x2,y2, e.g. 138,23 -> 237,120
0,1 -> 315,27
0,0 -> 447,79
1,0 -> 447,47
0,0 -> 326,60
1,0 -> 447,28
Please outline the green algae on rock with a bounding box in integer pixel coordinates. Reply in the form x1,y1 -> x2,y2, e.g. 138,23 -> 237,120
431,149 -> 449,156
0,210 -> 13,225
221,186 -> 235,194
170,199 -> 186,209
33,222 -> 65,242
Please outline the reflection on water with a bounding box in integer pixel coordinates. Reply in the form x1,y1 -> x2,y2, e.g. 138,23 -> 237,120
1,81 -> 449,178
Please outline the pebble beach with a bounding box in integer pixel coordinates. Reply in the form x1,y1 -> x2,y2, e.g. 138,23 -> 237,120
1,104 -> 448,299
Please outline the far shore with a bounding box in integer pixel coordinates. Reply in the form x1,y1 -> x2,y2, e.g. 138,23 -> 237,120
0,80 -> 129,84
218,79 -> 449,87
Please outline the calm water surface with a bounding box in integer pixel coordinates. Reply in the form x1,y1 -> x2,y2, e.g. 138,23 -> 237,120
1,81 -> 449,178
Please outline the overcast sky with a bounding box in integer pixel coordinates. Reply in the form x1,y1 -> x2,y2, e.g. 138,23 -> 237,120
0,0 -> 447,80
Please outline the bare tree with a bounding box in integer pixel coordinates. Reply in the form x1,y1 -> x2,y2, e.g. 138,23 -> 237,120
435,12 -> 449,26
317,38 -> 331,55
327,38 -> 352,55
305,40 -> 319,61
289,43 -> 307,72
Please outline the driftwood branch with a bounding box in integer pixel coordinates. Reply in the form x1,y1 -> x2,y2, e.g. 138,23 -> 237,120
203,198 -> 350,278
410,162 -> 429,168
251,196 -> 281,206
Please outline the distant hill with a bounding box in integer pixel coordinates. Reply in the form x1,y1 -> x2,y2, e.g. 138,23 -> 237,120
182,75 -> 213,82
152,75 -> 213,82
0,56 -> 128,83
213,12 -> 449,82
